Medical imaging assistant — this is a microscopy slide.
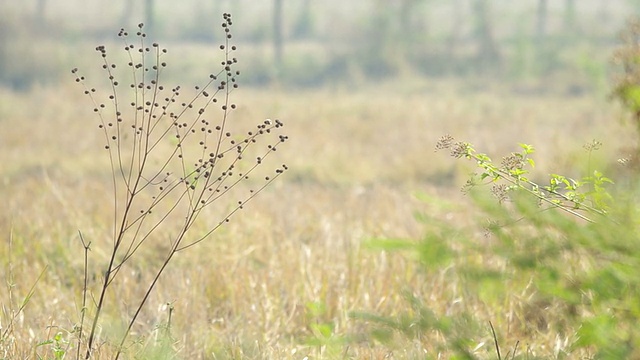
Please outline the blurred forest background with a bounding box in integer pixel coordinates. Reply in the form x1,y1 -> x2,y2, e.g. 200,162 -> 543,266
2,0 -> 640,92
4,2 -> 640,358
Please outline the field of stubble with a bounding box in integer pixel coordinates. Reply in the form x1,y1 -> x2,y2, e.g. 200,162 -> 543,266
0,78 -> 633,358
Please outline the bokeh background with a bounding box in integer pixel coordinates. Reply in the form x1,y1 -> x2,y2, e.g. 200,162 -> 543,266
1,0 -> 638,90
2,1 -> 640,359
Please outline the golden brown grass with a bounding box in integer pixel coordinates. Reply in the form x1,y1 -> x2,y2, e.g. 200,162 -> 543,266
0,78 -> 633,359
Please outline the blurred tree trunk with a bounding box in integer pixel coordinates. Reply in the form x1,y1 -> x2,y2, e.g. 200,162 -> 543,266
472,0 -> 500,71
119,0 -> 134,26
399,0 -> 419,33
563,0 -> 576,33
398,0 -> 430,72
293,0 -> 312,39
189,0 -> 216,41
36,0 -> 46,22
367,0 -> 394,75
629,0 -> 640,16
145,0 -> 155,36
446,0 -> 463,64
535,0 -> 550,74
599,1 -> 610,25
399,0 -> 415,58
536,0 -> 547,44
399,0 -> 427,43
273,0 -> 283,74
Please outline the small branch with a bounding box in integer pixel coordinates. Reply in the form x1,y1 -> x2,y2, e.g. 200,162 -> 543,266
76,231 -> 91,359
489,321 -> 501,360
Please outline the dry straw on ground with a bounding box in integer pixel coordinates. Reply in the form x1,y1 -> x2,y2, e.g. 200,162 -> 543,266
0,24 -> 634,357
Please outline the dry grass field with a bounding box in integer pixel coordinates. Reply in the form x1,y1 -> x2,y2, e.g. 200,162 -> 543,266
0,69 -> 636,359
5,1 -> 640,358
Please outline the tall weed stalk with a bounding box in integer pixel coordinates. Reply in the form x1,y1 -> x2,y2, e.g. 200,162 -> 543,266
72,13 -> 288,358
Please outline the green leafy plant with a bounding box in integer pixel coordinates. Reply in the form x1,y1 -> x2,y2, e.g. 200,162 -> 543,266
611,16 -> 640,171
612,18 -> 640,137
435,135 -> 612,222
302,301 -> 346,359
356,137 -> 640,358
35,331 -> 70,360
71,13 -> 288,359
350,289 -> 484,359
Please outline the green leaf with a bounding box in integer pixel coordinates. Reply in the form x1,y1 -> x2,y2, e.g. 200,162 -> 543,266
311,322 -> 334,338
364,238 -> 414,251
416,234 -> 456,269
621,84 -> 640,111
305,301 -> 326,317
476,154 -> 491,162
35,340 -> 54,347
574,314 -> 616,348
519,143 -> 535,154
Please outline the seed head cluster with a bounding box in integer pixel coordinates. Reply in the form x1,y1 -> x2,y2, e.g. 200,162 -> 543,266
435,134 -> 454,151
435,134 -> 470,159
491,183 -> 509,203
71,14 -> 291,358
501,153 -> 525,171
72,13 -> 288,233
